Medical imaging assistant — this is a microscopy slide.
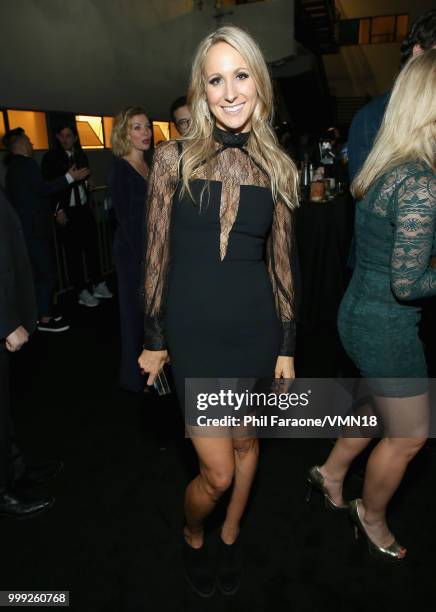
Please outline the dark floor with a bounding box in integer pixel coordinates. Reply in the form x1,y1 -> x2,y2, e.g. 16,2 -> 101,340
3,291 -> 436,612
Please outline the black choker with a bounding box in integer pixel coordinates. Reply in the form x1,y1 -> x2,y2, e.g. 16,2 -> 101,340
213,126 -> 250,149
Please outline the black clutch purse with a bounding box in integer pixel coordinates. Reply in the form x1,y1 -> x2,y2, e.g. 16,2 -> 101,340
153,367 -> 171,396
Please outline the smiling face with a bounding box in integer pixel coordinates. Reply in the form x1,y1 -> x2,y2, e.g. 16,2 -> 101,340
127,114 -> 152,152
204,41 -> 258,133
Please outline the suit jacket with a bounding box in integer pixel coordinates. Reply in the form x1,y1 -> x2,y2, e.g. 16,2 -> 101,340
0,189 -> 37,351
5,155 -> 68,239
347,91 -> 390,181
42,148 -> 89,213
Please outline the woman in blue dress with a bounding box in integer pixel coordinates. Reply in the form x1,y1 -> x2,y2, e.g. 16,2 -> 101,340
307,50 -> 436,560
109,107 -> 151,392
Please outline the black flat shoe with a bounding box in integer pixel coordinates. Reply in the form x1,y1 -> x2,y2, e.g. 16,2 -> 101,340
216,535 -> 243,596
183,539 -> 215,598
0,491 -> 55,519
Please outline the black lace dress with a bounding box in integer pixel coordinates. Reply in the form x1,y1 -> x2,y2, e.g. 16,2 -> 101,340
142,129 -> 297,417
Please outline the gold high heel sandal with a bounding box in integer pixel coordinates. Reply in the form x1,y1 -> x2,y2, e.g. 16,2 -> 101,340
306,465 -> 348,511
349,499 -> 407,561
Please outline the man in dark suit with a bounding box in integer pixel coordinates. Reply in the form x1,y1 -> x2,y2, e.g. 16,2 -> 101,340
42,124 -> 113,307
348,10 -> 436,181
0,188 -> 62,518
4,128 -> 89,332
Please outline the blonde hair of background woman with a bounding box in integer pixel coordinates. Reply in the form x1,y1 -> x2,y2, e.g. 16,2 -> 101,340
111,106 -> 148,157
180,25 -> 299,210
352,49 -> 436,200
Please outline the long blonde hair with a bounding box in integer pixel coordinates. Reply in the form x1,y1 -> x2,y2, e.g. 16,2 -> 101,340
180,25 -> 299,210
352,49 -> 436,200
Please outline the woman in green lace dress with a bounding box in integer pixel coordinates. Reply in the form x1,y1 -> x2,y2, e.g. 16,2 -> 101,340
306,49 -> 436,560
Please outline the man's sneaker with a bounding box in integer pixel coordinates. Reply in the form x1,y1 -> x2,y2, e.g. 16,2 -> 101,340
37,318 -> 70,333
93,281 -> 113,299
78,289 -> 100,307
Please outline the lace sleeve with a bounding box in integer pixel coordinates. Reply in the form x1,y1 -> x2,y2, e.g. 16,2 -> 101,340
266,199 -> 297,356
142,140 -> 179,350
390,172 -> 436,301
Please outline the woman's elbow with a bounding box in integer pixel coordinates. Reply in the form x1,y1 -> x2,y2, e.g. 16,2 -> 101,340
391,279 -> 416,301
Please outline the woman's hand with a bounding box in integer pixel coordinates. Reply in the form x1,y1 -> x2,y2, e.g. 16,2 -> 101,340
274,356 -> 295,380
55,210 -> 68,226
138,349 -> 168,386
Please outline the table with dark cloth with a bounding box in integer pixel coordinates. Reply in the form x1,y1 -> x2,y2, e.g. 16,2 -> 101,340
295,193 -> 355,377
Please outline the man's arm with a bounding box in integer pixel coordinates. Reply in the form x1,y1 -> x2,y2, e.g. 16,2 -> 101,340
28,159 -> 90,212
27,158 -> 69,197
348,92 -> 391,182
41,151 -> 67,181
0,193 -> 22,339
348,108 -> 370,182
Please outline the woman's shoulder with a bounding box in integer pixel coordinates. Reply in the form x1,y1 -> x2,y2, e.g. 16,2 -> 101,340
110,154 -> 129,171
378,162 -> 436,213
108,155 -> 129,183
152,139 -> 181,164
385,161 -> 435,185
149,141 -> 182,184
370,162 -> 434,200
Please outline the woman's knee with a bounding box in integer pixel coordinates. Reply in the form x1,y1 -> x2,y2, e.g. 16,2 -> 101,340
233,436 -> 258,459
407,435 -> 427,457
201,465 -> 234,498
387,435 -> 427,460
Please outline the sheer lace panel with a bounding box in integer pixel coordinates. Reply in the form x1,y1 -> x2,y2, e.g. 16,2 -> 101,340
142,139 -> 297,354
370,167 -> 407,218
390,171 -> 436,301
266,198 -> 297,355
194,146 -> 270,260
367,164 -> 425,219
142,140 -> 179,349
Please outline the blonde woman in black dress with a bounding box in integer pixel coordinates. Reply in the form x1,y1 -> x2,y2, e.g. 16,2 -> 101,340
109,107 -> 151,392
138,26 -> 298,596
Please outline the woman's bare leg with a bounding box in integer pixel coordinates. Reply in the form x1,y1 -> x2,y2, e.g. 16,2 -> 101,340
320,392 -> 428,514
320,436 -> 373,505
184,433 -> 235,548
221,435 -> 259,544
357,393 -> 428,549
318,400 -> 376,504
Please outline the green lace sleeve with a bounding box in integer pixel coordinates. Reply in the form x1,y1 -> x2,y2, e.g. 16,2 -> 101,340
390,171 -> 436,301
